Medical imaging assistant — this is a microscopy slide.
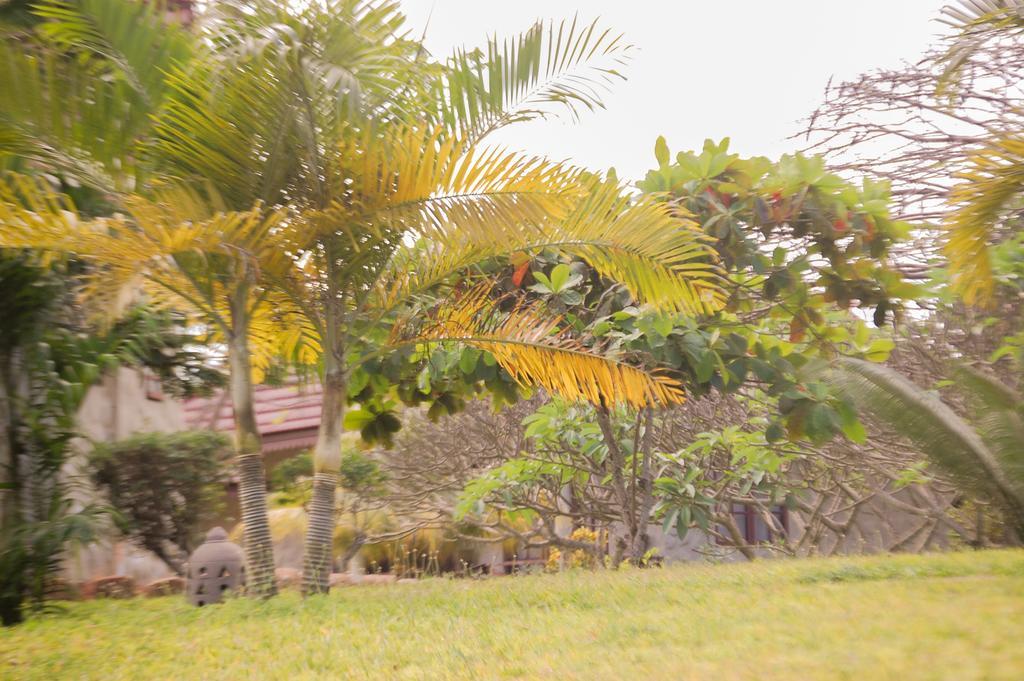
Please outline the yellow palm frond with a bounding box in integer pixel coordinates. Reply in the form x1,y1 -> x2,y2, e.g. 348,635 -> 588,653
539,182 -> 724,314
77,198 -> 289,320
375,178 -> 724,316
342,124 -> 583,232
248,289 -> 322,382
0,174 -> 293,325
945,134 -> 1024,305
0,173 -> 82,252
938,1 -> 1024,92
401,285 -> 686,409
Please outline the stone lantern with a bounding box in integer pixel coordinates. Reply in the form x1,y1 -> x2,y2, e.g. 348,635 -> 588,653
186,527 -> 246,606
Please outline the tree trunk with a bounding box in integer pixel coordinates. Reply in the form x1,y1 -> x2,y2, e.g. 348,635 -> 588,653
0,350 -> 25,627
626,408 -> 656,562
596,407 -> 635,563
302,368 -> 345,596
339,532 -> 366,573
0,352 -> 17,532
227,335 -> 277,599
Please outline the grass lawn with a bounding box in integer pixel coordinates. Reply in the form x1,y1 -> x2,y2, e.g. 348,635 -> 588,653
2,550 -> 1023,680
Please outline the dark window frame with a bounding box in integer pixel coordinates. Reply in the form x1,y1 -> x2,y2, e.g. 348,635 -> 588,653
723,502 -> 788,544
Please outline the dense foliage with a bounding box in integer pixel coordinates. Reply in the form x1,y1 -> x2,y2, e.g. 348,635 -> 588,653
0,250 -> 220,625
89,430 -> 230,574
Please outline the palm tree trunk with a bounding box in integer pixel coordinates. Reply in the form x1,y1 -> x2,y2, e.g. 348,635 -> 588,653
227,334 -> 277,598
302,367 -> 345,595
0,352 -> 17,532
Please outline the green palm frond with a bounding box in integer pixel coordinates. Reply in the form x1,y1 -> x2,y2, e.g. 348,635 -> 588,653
208,0 -> 415,113
0,0 -> 194,188
834,357 -> 1024,530
32,0 -> 193,108
152,59 -> 302,210
0,43 -> 136,190
400,284 -> 686,409
944,134 -> 1024,305
975,406 -> 1024,485
433,16 -> 632,142
953,363 -> 1023,412
952,364 -> 1024,486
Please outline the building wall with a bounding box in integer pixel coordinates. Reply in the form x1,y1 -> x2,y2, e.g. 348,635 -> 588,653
65,367 -> 187,583
76,367 -> 185,442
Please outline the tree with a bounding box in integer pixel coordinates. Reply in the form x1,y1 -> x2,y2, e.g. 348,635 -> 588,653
0,181 -> 293,600
445,138 -> 922,563
0,0 -> 311,598
0,248 -> 217,625
333,449 -> 388,571
803,0 -> 1024,306
189,3 -> 725,594
2,1 -> 725,596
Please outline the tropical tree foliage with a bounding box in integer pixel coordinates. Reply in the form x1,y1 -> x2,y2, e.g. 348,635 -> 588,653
933,1 -> 1024,305
0,248 -> 218,625
833,358 -> 1024,539
0,0 -> 726,596
211,1 -> 723,593
448,139 -> 919,559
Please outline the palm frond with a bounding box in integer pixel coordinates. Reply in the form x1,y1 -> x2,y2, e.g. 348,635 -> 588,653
373,175 -> 724,317
0,173 -> 292,325
433,16 -> 632,142
953,363 -> 1023,412
944,134 -> 1024,305
33,0 -> 193,108
401,284 -> 686,409
152,59 -> 303,210
834,357 -> 1024,525
81,197 -> 290,316
208,0 -> 415,114
344,124 -> 583,228
295,124 -> 584,291
0,172 -> 81,252
975,406 -> 1024,487
247,288 -> 321,382
0,43 -> 135,190
938,1 -> 1024,90
952,363 -> 1024,487
540,181 -> 724,314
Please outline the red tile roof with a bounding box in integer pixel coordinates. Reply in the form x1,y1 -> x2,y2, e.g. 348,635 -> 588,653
183,377 -> 322,453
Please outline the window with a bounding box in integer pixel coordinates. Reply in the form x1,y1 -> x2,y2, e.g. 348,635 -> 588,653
727,502 -> 787,544
143,369 -> 164,401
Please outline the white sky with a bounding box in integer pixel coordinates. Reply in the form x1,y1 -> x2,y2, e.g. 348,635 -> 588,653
400,0 -> 951,182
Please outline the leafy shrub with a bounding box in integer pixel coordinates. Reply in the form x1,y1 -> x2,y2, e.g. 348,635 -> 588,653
88,430 -> 229,574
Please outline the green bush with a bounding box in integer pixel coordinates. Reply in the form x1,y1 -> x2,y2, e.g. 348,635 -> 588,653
89,430 -> 229,574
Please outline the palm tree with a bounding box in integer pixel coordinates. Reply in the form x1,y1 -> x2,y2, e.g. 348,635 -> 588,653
0,0 -> 290,597
3,0 -> 726,598
0,177 -> 293,597
214,5 -> 725,593
833,357 -> 1024,540
278,128 -> 723,593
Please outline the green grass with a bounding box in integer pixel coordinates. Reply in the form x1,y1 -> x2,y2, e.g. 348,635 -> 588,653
2,550 -> 1023,680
